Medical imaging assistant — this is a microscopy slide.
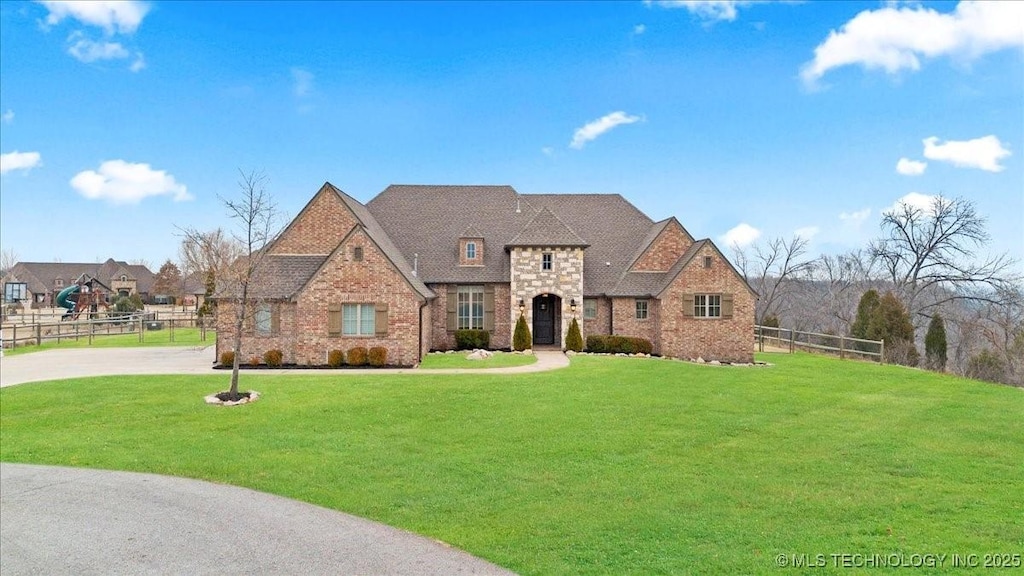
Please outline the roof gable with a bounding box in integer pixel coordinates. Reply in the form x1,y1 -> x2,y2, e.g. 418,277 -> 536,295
506,206 -> 588,248
628,218 -> 695,273
268,182 -> 358,255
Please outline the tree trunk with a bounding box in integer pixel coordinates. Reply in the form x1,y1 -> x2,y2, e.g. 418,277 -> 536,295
230,297 -> 245,400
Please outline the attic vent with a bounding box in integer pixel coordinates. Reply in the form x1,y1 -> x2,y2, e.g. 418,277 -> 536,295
703,256 -> 713,269
353,246 -> 363,261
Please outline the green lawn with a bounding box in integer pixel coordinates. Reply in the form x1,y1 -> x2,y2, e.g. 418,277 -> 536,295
419,350 -> 537,369
1,353 -> 1021,574
3,327 -> 213,356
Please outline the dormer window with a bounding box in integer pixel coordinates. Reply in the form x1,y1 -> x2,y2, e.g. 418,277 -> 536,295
466,241 -> 476,260
120,274 -> 128,282
55,278 -> 64,287
459,237 -> 483,266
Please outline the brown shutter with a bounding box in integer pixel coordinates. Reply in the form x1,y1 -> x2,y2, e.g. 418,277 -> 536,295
446,285 -> 458,331
375,303 -> 388,336
682,294 -> 694,318
271,304 -> 280,334
721,293 -> 734,319
483,285 -> 495,331
328,303 -> 341,335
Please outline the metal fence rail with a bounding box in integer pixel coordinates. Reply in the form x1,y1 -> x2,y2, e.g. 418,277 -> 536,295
0,311 -> 213,350
755,325 -> 884,363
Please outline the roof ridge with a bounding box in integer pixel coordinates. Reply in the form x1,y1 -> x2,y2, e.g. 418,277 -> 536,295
506,205 -> 588,247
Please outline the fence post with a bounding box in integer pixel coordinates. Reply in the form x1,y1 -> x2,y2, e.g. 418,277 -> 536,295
879,339 -> 885,364
89,318 -> 94,345
839,335 -> 845,359
139,316 -> 144,343
789,328 -> 795,354
36,322 -> 41,346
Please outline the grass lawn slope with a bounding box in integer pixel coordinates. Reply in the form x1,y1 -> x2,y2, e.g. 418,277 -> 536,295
4,327 -> 212,356
2,353 -> 1021,574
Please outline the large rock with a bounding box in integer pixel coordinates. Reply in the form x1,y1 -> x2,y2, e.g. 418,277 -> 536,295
466,350 -> 494,361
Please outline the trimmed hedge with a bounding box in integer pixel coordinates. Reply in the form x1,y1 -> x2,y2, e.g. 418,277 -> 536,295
565,318 -> 583,352
585,335 -> 653,355
263,349 -> 283,367
327,349 -> 345,367
454,329 -> 490,350
347,346 -> 369,367
368,347 -> 388,367
248,354 -> 262,366
220,351 -> 235,367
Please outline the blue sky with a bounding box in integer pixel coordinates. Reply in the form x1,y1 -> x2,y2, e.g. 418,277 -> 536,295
1,1 -> 1022,271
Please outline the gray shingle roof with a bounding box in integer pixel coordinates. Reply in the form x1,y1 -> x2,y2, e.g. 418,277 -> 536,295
506,207 -> 589,248
245,255 -> 330,299
4,261 -> 155,295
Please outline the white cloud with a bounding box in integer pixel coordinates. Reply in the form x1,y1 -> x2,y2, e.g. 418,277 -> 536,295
885,192 -> 936,215
801,1 -> 1024,86
541,147 -> 555,157
569,111 -> 643,149
720,222 -> 761,248
633,24 -> 647,35
70,160 -> 192,204
922,135 -> 1010,172
839,208 -> 871,226
650,1 -> 748,22
896,157 -> 927,175
0,151 -> 43,174
2,110 -> 13,124
39,1 -> 150,35
67,35 -> 129,62
129,52 -> 145,72
794,226 -> 820,240
292,67 -> 314,97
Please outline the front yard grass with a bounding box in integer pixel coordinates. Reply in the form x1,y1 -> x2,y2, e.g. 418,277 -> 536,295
3,327 -> 213,356
1,353 -> 1021,574
419,350 -> 537,369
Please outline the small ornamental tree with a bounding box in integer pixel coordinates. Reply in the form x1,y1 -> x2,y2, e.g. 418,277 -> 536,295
565,317 -> 583,352
513,313 -> 532,351
924,313 -> 947,371
868,291 -> 918,366
851,289 -> 880,340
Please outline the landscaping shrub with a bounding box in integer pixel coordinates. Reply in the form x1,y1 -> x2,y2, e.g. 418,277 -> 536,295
455,329 -> 490,350
565,318 -> 583,352
348,346 -> 369,366
263,349 -> 283,367
513,314 -> 532,351
220,351 -> 235,367
327,349 -> 345,367
368,347 -> 388,367
966,349 -> 1006,383
248,354 -> 262,366
585,334 -> 652,355
869,292 -> 918,367
761,314 -> 780,328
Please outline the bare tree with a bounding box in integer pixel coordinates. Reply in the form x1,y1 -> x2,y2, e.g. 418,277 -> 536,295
129,258 -> 153,270
1,248 -> 18,277
180,170 -> 282,400
870,195 -> 1019,328
734,235 -> 814,325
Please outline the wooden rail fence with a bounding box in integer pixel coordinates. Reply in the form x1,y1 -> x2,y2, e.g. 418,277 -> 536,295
756,325 -> 884,363
1,311 -> 213,350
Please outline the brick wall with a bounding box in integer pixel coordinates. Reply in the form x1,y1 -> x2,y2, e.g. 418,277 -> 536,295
659,244 -> 755,363
582,296 -> 612,339
269,185 -> 357,255
427,283 -> 511,350
458,238 -> 484,267
214,301 -> 297,363
611,297 -> 660,352
631,220 -> 694,272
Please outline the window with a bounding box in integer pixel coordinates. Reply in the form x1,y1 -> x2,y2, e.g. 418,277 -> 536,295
255,304 -> 272,335
342,303 -> 375,336
703,256 -> 713,269
542,253 -> 552,271
55,278 -> 64,287
694,294 -> 722,318
457,286 -> 484,330
635,299 -> 649,320
4,282 -> 27,301
583,299 -> 597,320
120,274 -> 128,281
353,246 -> 363,261
466,241 -> 476,260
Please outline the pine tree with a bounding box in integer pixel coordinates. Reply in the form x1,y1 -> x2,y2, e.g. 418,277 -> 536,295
513,314 -> 532,351
924,314 -> 947,371
565,317 -> 583,352
851,289 -> 880,339
868,291 -> 918,366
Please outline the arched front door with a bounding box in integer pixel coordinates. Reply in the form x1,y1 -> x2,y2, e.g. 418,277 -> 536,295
532,294 -> 560,346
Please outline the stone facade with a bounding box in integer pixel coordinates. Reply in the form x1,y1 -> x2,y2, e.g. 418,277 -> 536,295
658,244 -> 755,363
509,247 -> 584,347
427,282 -> 511,350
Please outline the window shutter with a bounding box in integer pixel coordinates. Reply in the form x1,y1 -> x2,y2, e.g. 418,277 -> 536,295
483,285 -> 495,331
271,304 -> 280,334
682,294 -> 694,318
446,286 -> 458,331
328,304 -> 341,335
375,303 -> 388,337
721,293 -> 734,319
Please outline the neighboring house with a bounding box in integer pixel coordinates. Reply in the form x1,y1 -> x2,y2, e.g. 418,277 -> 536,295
216,183 -> 755,366
1,259 -> 156,308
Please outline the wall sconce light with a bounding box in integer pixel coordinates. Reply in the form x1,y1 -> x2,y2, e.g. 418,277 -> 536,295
570,298 -> 577,313
518,298 -> 525,312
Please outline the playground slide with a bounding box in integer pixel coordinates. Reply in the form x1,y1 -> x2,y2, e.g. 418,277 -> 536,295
56,284 -> 80,311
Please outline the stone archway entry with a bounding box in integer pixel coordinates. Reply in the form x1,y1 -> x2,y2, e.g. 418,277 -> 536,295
532,294 -> 561,346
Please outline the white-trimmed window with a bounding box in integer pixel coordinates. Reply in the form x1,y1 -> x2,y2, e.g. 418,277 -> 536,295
694,294 -> 722,318
635,299 -> 649,320
255,304 -> 272,335
542,253 -> 552,271
466,241 -> 476,260
342,304 -> 375,336
4,282 -> 27,301
457,286 -> 484,330
583,298 -> 597,320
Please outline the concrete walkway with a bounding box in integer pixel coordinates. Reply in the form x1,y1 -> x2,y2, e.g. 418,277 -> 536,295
0,346 -> 569,387
1,463 -> 514,575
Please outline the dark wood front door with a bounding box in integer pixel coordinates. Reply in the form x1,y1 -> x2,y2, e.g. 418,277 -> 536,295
533,295 -> 557,345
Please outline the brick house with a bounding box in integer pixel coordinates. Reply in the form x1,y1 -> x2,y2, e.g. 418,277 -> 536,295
215,183 -> 755,366
2,259 -> 155,308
